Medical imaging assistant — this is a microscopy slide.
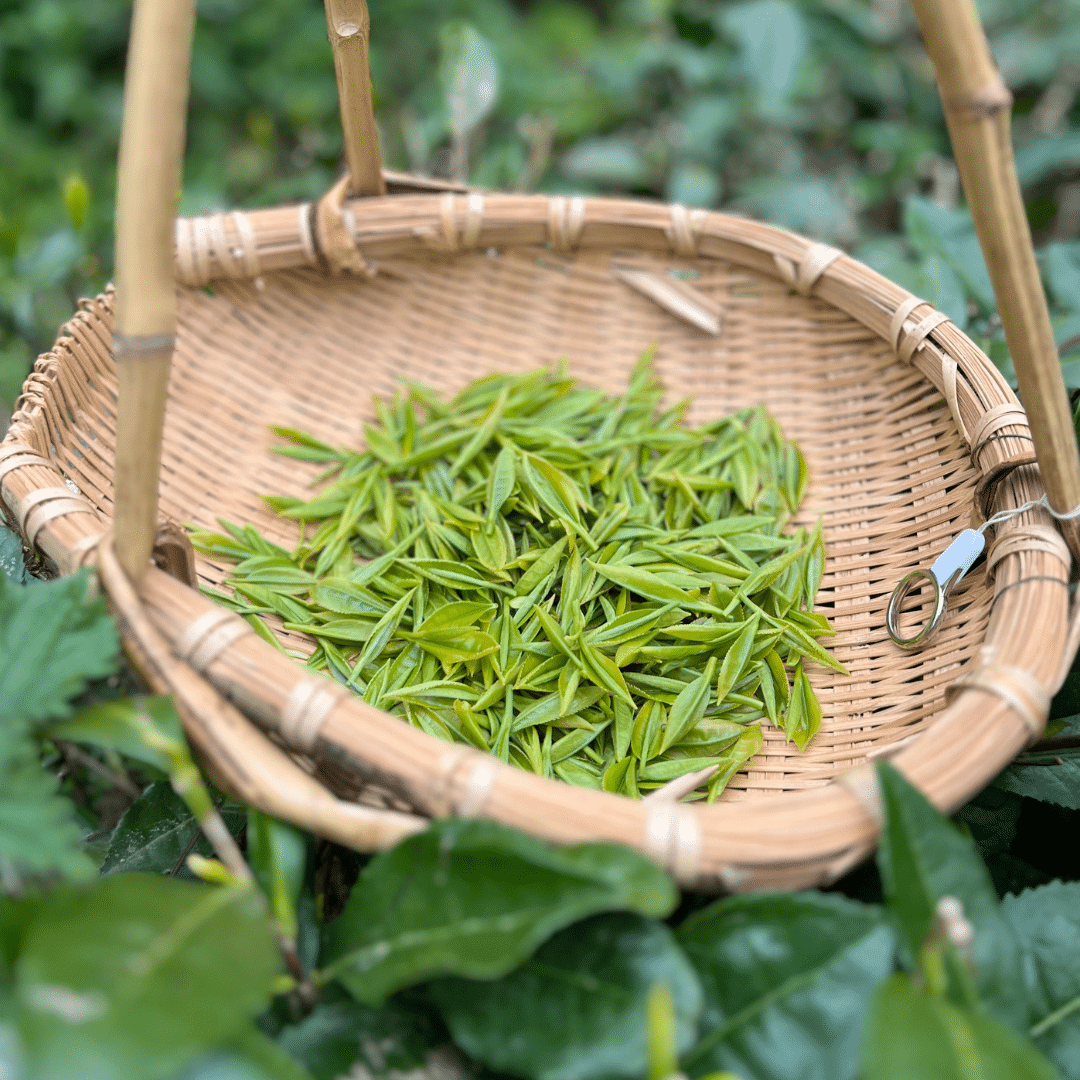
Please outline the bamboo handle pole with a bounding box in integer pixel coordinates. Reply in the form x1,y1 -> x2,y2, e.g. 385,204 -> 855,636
911,0 -> 1080,558
323,0 -> 386,197
113,0 -> 196,583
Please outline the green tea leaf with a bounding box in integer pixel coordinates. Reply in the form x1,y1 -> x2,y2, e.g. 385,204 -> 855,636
309,580 -> 389,617
450,384 -> 508,476
861,974 -> 1056,1080
1004,882 -> 1080,1076
13,875 -> 279,1080
714,616 -> 759,706
416,601 -> 496,634
876,762 -> 1029,1030
660,657 -> 717,753
705,726 -> 764,802
431,914 -> 702,1080
680,892 -> 894,1080
587,561 -> 697,605
320,820 -> 677,1004
784,660 -> 821,750
404,628 -> 500,665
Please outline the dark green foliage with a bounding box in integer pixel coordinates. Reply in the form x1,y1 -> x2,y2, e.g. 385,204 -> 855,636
877,761 -> 1029,1029
276,995 -> 445,1080
320,818 -> 677,1004
0,568 -> 118,883
0,570 -> 117,728
11,875 -> 280,1080
5,0 -> 1080,403
1005,882 -> 1080,1077
101,783 -> 246,878
430,913 -> 702,1080
861,974 -> 1058,1080
677,892 -> 894,1080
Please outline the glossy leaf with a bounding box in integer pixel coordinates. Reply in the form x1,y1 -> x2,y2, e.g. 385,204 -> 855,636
13,875 -> 278,1080
876,762 -> 1029,1029
660,658 -> 716,754
996,745 -> 1080,809
679,891 -> 894,1080
861,975 -> 1057,1080
177,1025 -> 314,1080
587,561 -> 697,605
404,628 -> 500,665
431,913 -> 702,1080
320,819 -> 677,1005
276,997 -> 443,1080
1004,882 -> 1080,1077
101,783 -> 246,878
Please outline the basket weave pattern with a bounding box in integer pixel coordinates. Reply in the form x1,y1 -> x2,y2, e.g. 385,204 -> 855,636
0,193 -> 1068,889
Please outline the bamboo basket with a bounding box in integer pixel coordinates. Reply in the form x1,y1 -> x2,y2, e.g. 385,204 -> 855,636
4,0 -> 1079,890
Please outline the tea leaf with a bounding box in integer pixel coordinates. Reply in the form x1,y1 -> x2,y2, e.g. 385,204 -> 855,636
207,358 -> 841,801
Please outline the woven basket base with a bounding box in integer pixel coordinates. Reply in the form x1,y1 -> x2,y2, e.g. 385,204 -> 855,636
3,198 -> 1067,889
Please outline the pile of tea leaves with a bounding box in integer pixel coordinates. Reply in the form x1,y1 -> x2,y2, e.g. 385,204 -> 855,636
193,352 -> 844,802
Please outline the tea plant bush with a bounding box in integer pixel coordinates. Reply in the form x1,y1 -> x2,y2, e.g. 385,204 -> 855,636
4,0 -> 1080,402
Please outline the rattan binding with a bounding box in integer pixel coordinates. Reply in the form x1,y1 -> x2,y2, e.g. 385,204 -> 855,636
2,0 -> 1077,890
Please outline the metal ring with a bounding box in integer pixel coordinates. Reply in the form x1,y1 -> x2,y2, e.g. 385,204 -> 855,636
887,569 -> 947,649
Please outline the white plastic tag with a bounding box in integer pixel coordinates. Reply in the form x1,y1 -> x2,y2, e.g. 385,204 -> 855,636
929,528 -> 985,589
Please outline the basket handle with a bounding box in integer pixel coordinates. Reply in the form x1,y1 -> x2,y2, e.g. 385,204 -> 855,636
912,0 -> 1080,557
112,0 -> 387,581
112,0 -> 196,581
324,0 -> 385,197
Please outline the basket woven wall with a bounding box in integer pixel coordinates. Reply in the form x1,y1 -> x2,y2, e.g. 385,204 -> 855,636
2,0 -> 1077,890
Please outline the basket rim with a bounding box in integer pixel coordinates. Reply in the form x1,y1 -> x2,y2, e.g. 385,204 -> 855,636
3,190 -> 1068,891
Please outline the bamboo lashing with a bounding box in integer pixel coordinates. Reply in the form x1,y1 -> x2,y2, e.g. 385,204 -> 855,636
113,0 -> 196,583
911,0 -> 1080,560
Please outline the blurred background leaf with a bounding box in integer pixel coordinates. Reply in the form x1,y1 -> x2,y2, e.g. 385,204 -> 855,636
6,0 -> 1080,412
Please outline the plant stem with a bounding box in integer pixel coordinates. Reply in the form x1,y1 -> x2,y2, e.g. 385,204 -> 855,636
1031,993 -> 1080,1038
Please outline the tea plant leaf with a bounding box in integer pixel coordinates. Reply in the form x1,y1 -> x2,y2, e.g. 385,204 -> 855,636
276,998 -> 444,1080
876,762 -> 1030,1030
320,819 -> 677,1005
101,783 -> 247,878
679,892 -> 894,1080
1003,882 -> 1080,1077
178,1025 -> 315,1080
13,875 -> 279,1080
861,975 -> 1057,1080
431,913 -> 702,1080
247,810 -> 306,941
995,738 -> 1080,809
43,695 -> 183,774
0,527 -> 30,585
